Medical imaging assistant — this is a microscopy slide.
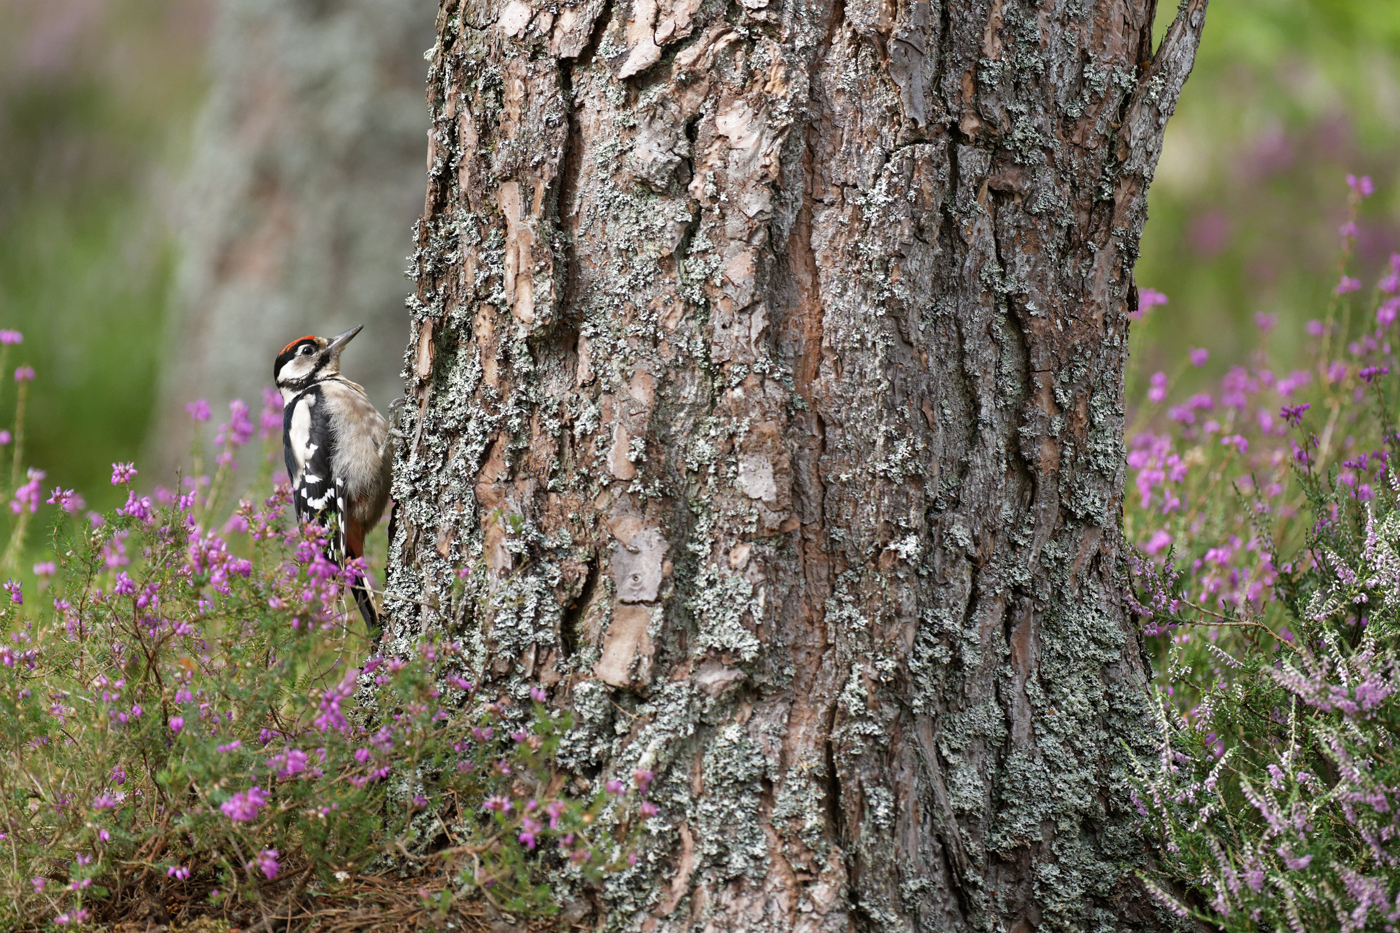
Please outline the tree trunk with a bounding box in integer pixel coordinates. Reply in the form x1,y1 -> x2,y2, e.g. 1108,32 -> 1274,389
385,0 -> 1207,927
149,0 -> 433,476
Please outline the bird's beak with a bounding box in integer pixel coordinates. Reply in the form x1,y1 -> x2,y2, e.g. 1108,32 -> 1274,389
326,325 -> 364,359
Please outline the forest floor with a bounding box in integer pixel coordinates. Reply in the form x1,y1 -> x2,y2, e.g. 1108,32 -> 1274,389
26,870 -> 562,933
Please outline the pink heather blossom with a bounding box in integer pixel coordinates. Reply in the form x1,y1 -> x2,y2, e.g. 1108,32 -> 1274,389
1338,220 -> 1358,240
217,740 -> 241,752
93,792 -> 122,811
1347,173 -> 1375,198
1189,348 -> 1208,367
4,581 -> 21,605
0,330 -> 22,344
169,716 -> 184,734
640,801 -> 659,817
1305,319 -> 1325,337
250,848 -> 279,879
1144,530 -> 1173,556
31,561 -> 54,577
605,779 -> 625,795
519,816 -> 541,850
1254,311 -> 1277,334
1132,288 -> 1168,320
260,387 -> 284,440
529,685 -> 548,702
167,865 -> 190,880
268,748 -> 309,779
314,669 -> 358,733
10,468 -> 44,514
1378,298 -> 1399,327
13,366 -> 34,382
220,786 -> 266,823
1335,275 -> 1361,296
483,796 -> 512,813
185,398 -> 211,422
45,487 -> 83,512
110,462 -> 137,485
118,491 -> 152,522
216,399 -> 255,449
1148,372 -> 1168,404
1380,256 -> 1400,293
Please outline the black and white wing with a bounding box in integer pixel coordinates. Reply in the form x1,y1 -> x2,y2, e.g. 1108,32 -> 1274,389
283,387 -> 346,556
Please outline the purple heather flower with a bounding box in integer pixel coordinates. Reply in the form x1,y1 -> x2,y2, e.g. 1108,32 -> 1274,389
1189,347 -> 1208,366
530,685 -> 548,702
1139,288 -> 1168,314
1254,311 -> 1277,334
1305,319 -> 1325,337
1347,173 -> 1375,198
0,331 -> 22,345
1144,530 -> 1173,556
260,387 -> 284,440
220,786 -> 266,823
118,491 -> 152,521
10,469 -> 44,515
3,581 -> 21,605
1360,366 -> 1390,383
13,366 -> 34,382
250,849 -> 279,879
110,462 -> 137,485
1281,403 -> 1310,426
605,779 -> 625,795
169,716 -> 184,734
640,801 -> 659,817
186,398 -> 211,422
215,399 -> 255,449
1379,298 -> 1400,327
1335,275 -> 1361,295
93,792 -> 121,811
167,865 -> 190,880
483,796 -> 512,813
1148,371 -> 1168,404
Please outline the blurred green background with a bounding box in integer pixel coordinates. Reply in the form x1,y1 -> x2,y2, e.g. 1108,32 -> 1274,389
0,0 -> 210,509
1,0 -> 1398,507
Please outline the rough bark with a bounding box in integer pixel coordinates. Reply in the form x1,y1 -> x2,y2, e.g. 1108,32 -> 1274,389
149,0 -> 433,475
386,0 -> 1207,928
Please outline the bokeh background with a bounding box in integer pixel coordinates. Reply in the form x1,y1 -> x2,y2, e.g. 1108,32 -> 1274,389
0,0 -> 1397,508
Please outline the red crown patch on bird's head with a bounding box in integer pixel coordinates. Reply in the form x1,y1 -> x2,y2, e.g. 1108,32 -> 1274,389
281,335 -> 318,355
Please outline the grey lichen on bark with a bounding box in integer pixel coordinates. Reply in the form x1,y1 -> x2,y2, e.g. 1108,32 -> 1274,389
386,0 -> 1208,928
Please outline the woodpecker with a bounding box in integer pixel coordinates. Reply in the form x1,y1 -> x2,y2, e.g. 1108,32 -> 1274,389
274,325 -> 393,629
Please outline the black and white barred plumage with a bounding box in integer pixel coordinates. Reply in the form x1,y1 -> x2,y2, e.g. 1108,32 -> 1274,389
275,326 -> 393,628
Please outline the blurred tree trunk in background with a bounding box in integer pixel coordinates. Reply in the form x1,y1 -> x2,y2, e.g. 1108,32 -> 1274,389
149,0 -> 434,475
388,0 -> 1205,927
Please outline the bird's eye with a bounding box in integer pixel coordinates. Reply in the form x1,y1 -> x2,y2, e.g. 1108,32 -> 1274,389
300,345 -> 313,356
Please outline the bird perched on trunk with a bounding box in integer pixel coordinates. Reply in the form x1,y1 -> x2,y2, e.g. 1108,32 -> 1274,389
274,325 -> 393,628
